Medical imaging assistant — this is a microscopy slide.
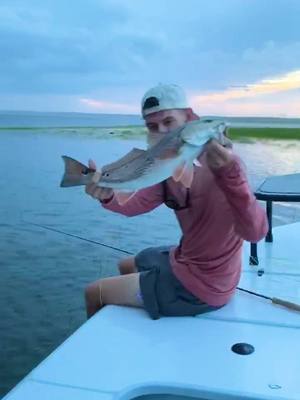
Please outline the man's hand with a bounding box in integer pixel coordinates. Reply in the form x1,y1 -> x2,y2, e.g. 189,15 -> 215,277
85,159 -> 114,201
205,139 -> 234,171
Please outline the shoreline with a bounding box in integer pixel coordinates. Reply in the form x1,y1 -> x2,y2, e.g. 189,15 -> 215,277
1,125 -> 300,140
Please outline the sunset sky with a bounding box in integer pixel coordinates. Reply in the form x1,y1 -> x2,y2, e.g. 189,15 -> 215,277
1,0 -> 300,117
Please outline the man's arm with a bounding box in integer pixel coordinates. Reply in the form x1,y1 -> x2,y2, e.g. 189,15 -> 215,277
100,184 -> 164,217
84,159 -> 164,216
206,141 -> 268,242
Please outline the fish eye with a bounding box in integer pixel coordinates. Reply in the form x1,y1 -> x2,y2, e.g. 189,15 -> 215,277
81,168 -> 89,175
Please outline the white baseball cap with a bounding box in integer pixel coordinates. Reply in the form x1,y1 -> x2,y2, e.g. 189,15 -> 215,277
141,83 -> 189,117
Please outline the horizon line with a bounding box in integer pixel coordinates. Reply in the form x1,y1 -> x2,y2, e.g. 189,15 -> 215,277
0,109 -> 299,119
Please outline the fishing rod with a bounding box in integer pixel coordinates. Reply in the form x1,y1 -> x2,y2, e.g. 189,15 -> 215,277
237,287 -> 300,312
24,220 -> 300,312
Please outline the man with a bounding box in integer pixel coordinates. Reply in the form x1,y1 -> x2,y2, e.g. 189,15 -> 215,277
84,83 -> 268,319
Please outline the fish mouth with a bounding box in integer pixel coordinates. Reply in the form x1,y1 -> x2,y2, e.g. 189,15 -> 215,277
205,120 -> 228,134
217,121 -> 228,132
200,118 -> 228,131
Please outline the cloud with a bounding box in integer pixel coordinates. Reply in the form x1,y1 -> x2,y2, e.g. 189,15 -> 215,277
199,98 -> 300,118
0,0 -> 165,94
191,70 -> 300,103
189,71 -> 300,117
1,0 -> 300,115
0,3 -> 52,31
80,98 -> 138,113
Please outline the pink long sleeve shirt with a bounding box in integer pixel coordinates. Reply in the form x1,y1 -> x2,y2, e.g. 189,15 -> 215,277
101,154 -> 268,307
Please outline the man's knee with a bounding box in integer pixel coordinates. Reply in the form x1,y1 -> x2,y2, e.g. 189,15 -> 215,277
85,282 -> 101,306
84,281 -> 104,319
118,256 -> 137,275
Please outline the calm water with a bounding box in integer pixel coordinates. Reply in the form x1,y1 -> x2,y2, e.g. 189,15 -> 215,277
1,128 -> 300,398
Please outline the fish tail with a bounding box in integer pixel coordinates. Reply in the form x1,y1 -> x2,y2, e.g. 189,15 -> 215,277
60,156 -> 94,187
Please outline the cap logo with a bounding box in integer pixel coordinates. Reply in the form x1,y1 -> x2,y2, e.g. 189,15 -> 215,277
143,96 -> 159,110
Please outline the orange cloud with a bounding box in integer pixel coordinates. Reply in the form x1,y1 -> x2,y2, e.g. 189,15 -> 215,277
202,100 -> 300,117
80,98 -> 139,113
190,70 -> 300,116
191,70 -> 300,104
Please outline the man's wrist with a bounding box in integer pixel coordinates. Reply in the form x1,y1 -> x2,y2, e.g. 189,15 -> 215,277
212,157 -> 241,179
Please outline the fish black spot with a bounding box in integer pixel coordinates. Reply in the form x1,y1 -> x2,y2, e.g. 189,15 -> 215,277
203,119 -> 213,123
82,167 -> 95,175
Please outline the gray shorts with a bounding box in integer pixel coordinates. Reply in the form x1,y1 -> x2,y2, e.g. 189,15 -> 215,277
136,246 -> 220,320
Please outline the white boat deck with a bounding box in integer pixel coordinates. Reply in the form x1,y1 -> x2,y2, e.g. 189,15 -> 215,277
4,223 -> 300,400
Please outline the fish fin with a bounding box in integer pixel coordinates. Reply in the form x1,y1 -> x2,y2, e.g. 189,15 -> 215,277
172,162 -> 194,188
179,165 -> 194,188
172,162 -> 185,182
114,191 -> 137,206
193,158 -> 202,167
60,156 -> 95,187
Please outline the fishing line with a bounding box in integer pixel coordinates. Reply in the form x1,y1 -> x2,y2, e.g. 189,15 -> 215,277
23,219 -> 300,312
22,220 -> 134,255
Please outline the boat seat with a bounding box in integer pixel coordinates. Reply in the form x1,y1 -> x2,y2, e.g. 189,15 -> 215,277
250,173 -> 300,265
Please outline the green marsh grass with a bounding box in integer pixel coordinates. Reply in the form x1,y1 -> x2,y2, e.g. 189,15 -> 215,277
2,125 -> 300,140
228,127 -> 300,140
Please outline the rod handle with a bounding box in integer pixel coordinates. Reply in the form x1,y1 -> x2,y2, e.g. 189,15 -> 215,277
272,297 -> 300,312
